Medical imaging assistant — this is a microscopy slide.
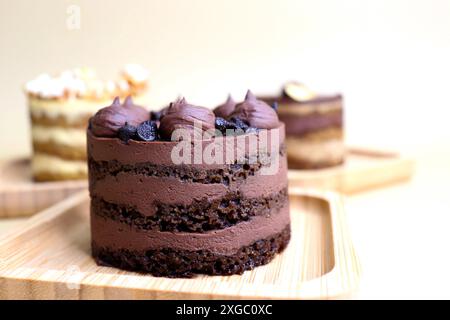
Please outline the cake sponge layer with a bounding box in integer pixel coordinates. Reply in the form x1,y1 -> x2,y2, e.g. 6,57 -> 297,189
29,97 -> 111,125
286,135 -> 345,169
33,141 -> 86,161
32,153 -> 87,181
91,203 -> 290,255
92,225 -> 290,278
91,187 -> 288,232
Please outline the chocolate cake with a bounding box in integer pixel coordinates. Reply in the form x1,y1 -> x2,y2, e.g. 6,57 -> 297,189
262,82 -> 345,169
25,64 -> 149,181
88,91 -> 290,277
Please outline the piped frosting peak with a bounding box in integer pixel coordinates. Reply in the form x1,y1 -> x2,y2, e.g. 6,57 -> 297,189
159,97 -> 215,140
230,90 -> 279,129
90,96 -> 149,137
213,95 -> 236,119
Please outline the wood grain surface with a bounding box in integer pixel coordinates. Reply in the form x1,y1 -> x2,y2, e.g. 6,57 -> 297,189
0,158 -> 87,217
288,148 -> 414,194
0,189 -> 360,300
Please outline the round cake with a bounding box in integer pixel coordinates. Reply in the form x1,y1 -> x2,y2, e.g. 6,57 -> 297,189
25,64 -> 149,181
88,91 -> 290,277
262,82 -> 345,169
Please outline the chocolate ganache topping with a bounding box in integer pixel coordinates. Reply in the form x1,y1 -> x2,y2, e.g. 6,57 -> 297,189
213,95 -> 236,119
91,96 -> 149,137
159,97 -> 215,140
230,90 -> 279,129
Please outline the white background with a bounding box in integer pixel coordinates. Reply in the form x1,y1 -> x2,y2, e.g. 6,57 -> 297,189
1,0 -> 450,156
1,0 -> 450,299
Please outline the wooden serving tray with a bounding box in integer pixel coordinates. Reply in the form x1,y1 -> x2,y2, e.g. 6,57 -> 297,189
0,189 -> 360,300
288,148 -> 414,194
0,158 -> 87,217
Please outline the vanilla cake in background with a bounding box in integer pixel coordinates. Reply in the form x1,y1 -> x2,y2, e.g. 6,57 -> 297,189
25,64 -> 150,181
262,82 -> 345,169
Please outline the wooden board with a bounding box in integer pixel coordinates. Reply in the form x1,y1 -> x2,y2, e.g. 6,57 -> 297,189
0,218 -> 26,235
0,158 -> 87,217
288,148 -> 414,194
0,188 -> 360,300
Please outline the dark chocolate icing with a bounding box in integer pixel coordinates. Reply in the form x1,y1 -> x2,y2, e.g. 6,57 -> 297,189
231,90 -> 279,129
280,110 -> 343,136
90,97 -> 149,137
159,97 -> 215,140
87,124 -> 285,165
213,95 -> 236,119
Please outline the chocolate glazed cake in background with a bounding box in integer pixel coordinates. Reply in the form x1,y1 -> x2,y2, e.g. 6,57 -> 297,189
88,92 -> 290,277
261,82 -> 345,169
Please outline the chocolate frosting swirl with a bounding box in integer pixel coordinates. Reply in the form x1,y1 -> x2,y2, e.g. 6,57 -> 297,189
230,90 -> 279,129
90,96 -> 149,137
213,95 -> 236,119
159,97 -> 215,140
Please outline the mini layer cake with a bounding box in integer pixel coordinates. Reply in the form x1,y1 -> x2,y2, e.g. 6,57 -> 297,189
25,64 -> 149,181
88,91 -> 290,277
262,82 -> 345,169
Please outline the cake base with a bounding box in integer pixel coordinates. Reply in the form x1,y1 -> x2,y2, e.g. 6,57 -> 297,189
92,225 -> 291,278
